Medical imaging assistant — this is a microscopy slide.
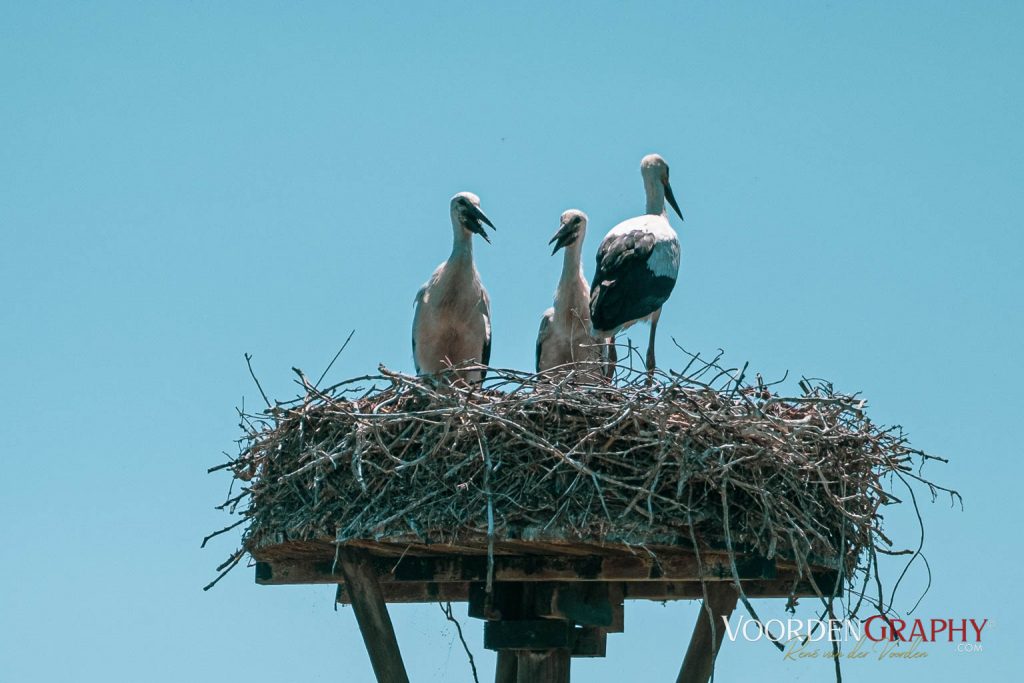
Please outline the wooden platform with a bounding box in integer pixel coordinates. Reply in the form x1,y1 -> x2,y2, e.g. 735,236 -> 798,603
251,537 -> 838,601
251,536 -> 838,683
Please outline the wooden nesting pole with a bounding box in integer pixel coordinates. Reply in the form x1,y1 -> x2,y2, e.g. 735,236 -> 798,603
336,548 -> 410,683
475,582 -> 617,683
515,650 -> 571,681
494,651 -> 518,683
675,584 -> 739,683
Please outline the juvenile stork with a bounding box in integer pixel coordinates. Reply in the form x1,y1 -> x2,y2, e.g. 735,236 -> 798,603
535,209 -> 601,378
412,192 -> 496,384
590,154 -> 684,381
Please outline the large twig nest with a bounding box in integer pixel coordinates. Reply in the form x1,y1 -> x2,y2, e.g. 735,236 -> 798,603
209,354 -> 956,597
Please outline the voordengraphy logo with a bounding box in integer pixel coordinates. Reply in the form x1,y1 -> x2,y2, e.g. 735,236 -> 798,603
719,616 -> 989,660
861,616 -> 988,643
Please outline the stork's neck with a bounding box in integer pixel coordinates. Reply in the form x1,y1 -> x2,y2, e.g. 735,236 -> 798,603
559,241 -> 585,285
449,223 -> 474,262
644,175 -> 667,216
554,241 -> 589,328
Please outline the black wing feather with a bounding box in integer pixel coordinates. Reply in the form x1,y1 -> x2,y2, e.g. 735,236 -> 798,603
479,291 -> 491,382
590,230 -> 677,334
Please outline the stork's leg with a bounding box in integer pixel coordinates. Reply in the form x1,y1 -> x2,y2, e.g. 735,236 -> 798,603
645,308 -> 662,386
606,336 -> 617,379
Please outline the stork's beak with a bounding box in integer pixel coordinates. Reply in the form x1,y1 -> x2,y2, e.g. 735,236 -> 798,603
467,204 -> 495,243
548,220 -> 580,255
665,181 -> 684,222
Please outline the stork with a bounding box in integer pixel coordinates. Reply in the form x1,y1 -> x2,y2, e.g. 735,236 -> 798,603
535,209 -> 601,379
590,153 -> 684,381
412,192 -> 496,384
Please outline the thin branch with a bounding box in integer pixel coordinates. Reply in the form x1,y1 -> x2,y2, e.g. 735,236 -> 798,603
439,601 -> 479,683
316,329 -> 356,389
244,353 -> 271,408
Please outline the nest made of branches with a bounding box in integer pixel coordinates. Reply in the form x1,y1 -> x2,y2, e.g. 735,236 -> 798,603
207,350 -> 958,611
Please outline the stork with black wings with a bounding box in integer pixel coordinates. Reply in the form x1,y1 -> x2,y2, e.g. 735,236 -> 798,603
590,154 -> 684,382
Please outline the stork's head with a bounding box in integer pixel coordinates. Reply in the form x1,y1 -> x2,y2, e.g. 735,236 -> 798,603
640,153 -> 684,221
450,192 -> 496,243
549,209 -> 588,255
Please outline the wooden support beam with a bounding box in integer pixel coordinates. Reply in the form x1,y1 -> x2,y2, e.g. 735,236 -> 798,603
485,620 -> 574,650
259,552 -> 776,586
570,627 -> 607,657
534,583 -> 614,627
332,573 -> 839,606
476,583 -> 578,681
250,538 -> 842,574
337,581 -> 471,604
626,573 -> 839,601
336,548 -> 410,683
675,584 -> 739,683
607,583 -> 625,633
516,650 -> 570,683
494,651 -> 518,683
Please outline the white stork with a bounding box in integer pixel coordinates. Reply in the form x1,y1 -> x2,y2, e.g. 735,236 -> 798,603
590,153 -> 684,381
412,192 -> 495,384
535,209 -> 601,378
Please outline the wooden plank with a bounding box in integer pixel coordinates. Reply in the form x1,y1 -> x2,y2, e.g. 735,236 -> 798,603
534,583 -> 613,627
328,575 -> 837,605
625,573 -> 840,601
257,552 -> 776,586
468,582 -> 496,620
607,583 -> 625,633
336,548 -> 410,683
469,582 -> 535,622
571,627 -> 607,658
337,581 -> 470,604
490,539 -> 612,557
675,584 -> 739,683
249,536 -> 840,574
346,537 -> 501,558
352,528 -> 704,556
485,620 -> 574,650
256,559 -> 339,584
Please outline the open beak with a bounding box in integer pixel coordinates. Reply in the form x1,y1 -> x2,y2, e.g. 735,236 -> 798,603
548,221 -> 579,255
665,181 -> 684,222
467,204 -> 495,243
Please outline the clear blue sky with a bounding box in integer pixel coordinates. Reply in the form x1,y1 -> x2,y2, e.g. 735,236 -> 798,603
2,2 -> 1021,680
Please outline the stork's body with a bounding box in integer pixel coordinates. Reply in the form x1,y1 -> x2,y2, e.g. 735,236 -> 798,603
536,210 -> 601,378
590,154 -> 684,380
412,192 -> 495,384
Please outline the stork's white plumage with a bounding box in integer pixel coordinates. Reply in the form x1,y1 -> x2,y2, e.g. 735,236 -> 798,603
590,154 -> 684,380
412,192 -> 495,383
535,210 -> 602,378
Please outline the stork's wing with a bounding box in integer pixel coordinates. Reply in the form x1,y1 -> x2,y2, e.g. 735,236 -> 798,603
478,287 -> 492,379
535,308 -> 554,373
411,282 -> 429,375
590,230 -> 679,334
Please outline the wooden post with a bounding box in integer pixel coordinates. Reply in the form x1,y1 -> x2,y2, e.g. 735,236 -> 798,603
515,584 -> 570,683
494,651 -> 518,683
676,584 -> 738,683
482,583 -> 572,683
516,649 -> 571,682
337,548 -> 410,683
